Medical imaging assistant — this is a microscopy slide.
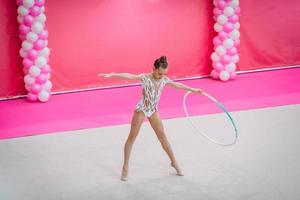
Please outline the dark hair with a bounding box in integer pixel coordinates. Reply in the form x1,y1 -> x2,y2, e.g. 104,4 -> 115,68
154,56 -> 168,69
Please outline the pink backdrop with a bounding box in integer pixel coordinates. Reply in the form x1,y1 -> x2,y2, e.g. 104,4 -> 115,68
238,0 -> 300,70
1,0 -> 300,98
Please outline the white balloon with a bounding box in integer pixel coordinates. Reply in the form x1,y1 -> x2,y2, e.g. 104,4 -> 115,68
22,40 -> 33,51
17,6 -> 29,16
29,66 -> 41,77
35,57 -> 47,67
23,0 -> 35,8
217,15 -> 228,25
211,52 -> 220,62
17,15 -> 23,24
230,0 -> 239,8
225,63 -> 236,72
39,47 -> 50,57
26,32 -> 38,43
230,30 -> 240,40
233,22 -> 240,30
38,90 -> 50,102
43,80 -> 53,90
224,7 -> 234,17
35,14 -> 46,24
19,48 -> 27,58
41,6 -> 45,13
219,70 -> 230,81
215,46 -> 227,56
232,54 -> 239,63
214,23 -> 223,32
223,38 -> 234,49
24,74 -> 35,85
31,22 -> 43,34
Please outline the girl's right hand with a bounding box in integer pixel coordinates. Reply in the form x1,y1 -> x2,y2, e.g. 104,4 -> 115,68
191,88 -> 204,94
97,73 -> 113,78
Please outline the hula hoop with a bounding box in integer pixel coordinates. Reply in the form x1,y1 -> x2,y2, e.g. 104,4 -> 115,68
183,91 -> 238,146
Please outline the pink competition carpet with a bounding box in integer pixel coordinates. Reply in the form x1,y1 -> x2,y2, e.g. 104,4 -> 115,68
1,68 -> 300,140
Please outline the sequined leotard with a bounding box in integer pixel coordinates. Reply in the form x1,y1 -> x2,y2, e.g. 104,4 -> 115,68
135,73 -> 171,117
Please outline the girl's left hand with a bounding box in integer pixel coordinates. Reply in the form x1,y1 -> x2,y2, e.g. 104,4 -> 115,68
191,88 -> 204,94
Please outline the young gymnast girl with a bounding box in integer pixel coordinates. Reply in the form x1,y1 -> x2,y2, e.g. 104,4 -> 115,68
99,56 -> 203,181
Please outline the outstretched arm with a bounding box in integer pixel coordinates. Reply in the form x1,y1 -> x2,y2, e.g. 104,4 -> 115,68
97,73 -> 142,80
167,81 -> 203,94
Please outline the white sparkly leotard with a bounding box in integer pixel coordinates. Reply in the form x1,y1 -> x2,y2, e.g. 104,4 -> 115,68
135,73 -> 171,117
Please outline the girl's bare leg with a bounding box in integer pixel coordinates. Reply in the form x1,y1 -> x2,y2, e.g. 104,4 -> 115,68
121,111 -> 145,181
148,112 -> 183,176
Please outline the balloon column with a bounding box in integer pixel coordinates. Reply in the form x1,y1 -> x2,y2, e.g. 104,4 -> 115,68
210,0 -> 241,81
17,0 -> 52,102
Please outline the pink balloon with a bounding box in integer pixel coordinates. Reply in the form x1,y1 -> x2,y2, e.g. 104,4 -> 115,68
223,22 -> 233,33
46,73 -> 51,80
229,15 -> 239,23
218,31 -> 228,41
221,55 -> 231,64
230,72 -> 237,80
27,49 -> 38,60
23,67 -> 29,74
36,74 -> 47,84
19,34 -> 26,41
234,39 -> 240,48
41,64 -> 51,73
19,24 -> 30,35
27,93 -> 38,101
235,7 -> 241,15
23,65 -> 31,71
30,83 -> 42,94
23,15 -> 34,26
34,39 -> 45,50
213,8 -> 222,16
23,58 -> 34,68
217,0 -> 226,10
227,47 -> 237,56
16,0 -> 23,6
213,36 -> 222,46
35,0 -> 45,6
213,62 -> 224,72
29,6 -> 41,17
210,69 -> 219,79
39,30 -> 48,40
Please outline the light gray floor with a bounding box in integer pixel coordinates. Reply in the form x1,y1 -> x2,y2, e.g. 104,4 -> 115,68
1,104 -> 300,200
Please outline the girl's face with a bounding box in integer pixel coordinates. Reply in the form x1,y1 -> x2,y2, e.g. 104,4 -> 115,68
152,67 -> 168,80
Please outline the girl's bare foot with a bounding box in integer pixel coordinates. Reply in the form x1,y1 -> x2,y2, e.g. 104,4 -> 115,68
120,166 -> 128,181
171,162 -> 184,176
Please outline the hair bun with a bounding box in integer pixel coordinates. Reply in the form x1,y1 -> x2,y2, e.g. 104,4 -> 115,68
154,55 -> 168,69
159,56 -> 167,63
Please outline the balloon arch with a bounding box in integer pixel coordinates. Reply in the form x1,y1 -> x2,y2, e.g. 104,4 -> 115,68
16,0 -> 240,102
16,0 -> 52,102
210,0 -> 241,81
